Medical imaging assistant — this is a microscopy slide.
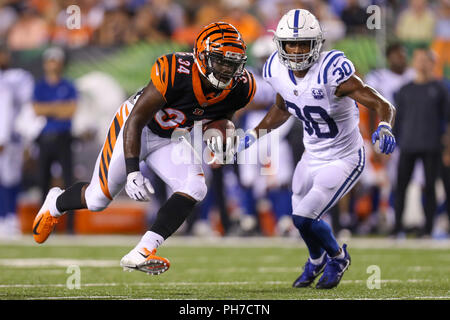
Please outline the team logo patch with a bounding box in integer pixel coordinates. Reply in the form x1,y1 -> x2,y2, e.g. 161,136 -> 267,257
312,88 -> 324,100
193,108 -> 204,116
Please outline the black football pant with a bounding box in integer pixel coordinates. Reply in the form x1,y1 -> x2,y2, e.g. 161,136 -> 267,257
394,150 -> 440,235
37,131 -> 74,204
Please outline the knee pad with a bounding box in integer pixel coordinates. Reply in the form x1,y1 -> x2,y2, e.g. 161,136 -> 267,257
178,174 -> 207,202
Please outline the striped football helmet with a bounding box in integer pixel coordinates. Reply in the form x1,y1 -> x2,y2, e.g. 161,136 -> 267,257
272,9 -> 324,71
194,22 -> 247,90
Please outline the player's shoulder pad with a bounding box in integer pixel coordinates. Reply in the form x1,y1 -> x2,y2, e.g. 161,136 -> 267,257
262,50 -> 279,81
239,68 -> 257,104
316,50 -> 355,87
151,52 -> 194,97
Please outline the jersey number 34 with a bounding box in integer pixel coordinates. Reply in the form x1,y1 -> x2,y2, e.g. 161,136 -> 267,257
286,101 -> 338,139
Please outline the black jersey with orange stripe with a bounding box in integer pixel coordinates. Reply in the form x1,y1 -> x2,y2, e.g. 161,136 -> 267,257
144,52 -> 256,138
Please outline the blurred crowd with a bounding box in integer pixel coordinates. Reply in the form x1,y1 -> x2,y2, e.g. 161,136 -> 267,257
0,0 -> 447,49
0,0 -> 449,239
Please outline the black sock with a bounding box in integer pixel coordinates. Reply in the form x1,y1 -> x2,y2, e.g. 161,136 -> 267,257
56,182 -> 89,213
150,193 -> 197,239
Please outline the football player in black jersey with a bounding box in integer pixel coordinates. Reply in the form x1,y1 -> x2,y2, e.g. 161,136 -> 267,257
32,22 -> 256,275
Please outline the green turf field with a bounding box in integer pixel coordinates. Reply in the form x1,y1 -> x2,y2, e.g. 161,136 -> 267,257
0,236 -> 449,300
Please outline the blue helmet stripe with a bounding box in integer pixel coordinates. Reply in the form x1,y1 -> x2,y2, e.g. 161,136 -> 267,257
293,9 -> 300,37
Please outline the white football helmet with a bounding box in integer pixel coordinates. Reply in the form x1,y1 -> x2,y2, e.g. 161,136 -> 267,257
272,9 -> 324,71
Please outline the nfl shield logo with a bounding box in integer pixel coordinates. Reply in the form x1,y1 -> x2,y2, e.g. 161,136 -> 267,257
312,88 -> 324,100
193,108 -> 204,116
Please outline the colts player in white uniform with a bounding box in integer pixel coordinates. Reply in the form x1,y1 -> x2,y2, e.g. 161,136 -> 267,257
238,9 -> 397,289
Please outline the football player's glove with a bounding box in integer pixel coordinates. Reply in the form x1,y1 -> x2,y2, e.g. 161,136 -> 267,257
372,122 -> 396,155
125,171 -> 154,201
207,135 -> 239,163
237,129 -> 257,153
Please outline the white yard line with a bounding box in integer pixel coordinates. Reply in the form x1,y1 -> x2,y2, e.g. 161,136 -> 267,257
1,235 -> 449,249
0,258 -> 118,268
0,279 -> 440,289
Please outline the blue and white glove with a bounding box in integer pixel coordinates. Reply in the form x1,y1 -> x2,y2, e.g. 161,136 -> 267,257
237,129 -> 258,153
125,171 -> 155,201
372,122 -> 396,155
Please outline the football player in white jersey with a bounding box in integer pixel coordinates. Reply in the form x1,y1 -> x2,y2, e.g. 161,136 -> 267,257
0,44 -> 34,238
238,9 -> 397,289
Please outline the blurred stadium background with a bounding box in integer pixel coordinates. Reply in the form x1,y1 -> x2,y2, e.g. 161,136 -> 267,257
0,0 -> 449,242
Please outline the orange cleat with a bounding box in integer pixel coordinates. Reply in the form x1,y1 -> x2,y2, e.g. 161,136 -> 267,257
120,247 -> 170,275
32,187 -> 63,244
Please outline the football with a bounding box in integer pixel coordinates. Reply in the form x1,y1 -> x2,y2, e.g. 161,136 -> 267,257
203,119 -> 236,153
203,119 -> 235,138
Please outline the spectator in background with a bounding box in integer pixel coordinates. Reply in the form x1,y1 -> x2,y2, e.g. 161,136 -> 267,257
0,44 -> 34,239
363,42 -> 416,234
7,4 -> 49,50
152,0 -> 186,38
53,0 -> 104,48
442,92 -> 450,236
435,0 -> 450,39
313,0 -> 346,46
0,3 -> 18,39
171,7 -> 200,47
33,47 -> 77,208
124,3 -> 167,44
365,43 -> 416,112
340,0 -> 370,35
431,0 -> 450,79
93,6 -> 130,46
393,48 -> 450,238
396,0 -> 436,44
221,0 -> 264,43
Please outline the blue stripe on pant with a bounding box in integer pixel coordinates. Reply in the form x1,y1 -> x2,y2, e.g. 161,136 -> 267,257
317,147 -> 365,220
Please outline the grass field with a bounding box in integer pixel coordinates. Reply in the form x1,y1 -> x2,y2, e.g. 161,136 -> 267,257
0,235 -> 449,300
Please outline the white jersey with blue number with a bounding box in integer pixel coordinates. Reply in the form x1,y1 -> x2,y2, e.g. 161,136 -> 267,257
263,50 -> 363,160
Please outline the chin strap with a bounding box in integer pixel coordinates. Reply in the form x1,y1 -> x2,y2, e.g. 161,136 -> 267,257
207,73 -> 231,90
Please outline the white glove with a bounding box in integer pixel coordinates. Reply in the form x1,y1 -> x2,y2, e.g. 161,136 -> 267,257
125,171 -> 155,201
206,135 -> 239,163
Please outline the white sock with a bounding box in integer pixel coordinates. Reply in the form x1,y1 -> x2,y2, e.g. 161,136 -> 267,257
333,248 -> 345,260
135,231 -> 164,251
310,252 -> 326,265
49,193 -> 63,217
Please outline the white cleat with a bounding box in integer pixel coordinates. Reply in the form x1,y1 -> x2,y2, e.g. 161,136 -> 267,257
119,247 -> 170,275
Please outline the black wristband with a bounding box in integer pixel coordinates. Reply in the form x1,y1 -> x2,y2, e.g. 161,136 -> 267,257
125,157 -> 140,175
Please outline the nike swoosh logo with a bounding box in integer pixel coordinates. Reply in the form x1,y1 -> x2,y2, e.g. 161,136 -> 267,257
333,61 -> 339,67
33,217 -> 42,235
139,252 -> 149,259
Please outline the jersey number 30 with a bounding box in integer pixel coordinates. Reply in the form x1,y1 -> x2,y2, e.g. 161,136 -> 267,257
286,101 -> 338,138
